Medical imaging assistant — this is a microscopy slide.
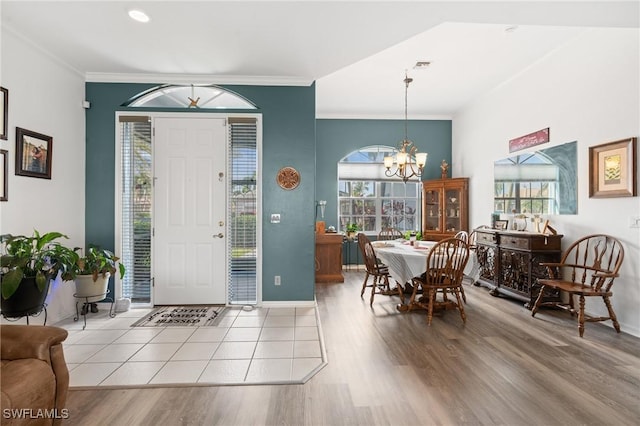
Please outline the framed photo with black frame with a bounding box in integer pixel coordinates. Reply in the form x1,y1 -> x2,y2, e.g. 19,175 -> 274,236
0,87 -> 7,140
0,149 -> 7,201
15,127 -> 53,179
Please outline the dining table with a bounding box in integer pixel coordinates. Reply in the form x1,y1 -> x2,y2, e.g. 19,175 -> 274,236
373,239 -> 479,311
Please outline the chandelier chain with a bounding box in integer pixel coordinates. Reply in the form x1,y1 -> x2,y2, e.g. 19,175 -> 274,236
404,72 -> 412,143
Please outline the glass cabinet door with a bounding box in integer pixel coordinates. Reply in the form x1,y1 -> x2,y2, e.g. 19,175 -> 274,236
444,188 -> 462,232
423,188 -> 442,232
422,177 -> 469,241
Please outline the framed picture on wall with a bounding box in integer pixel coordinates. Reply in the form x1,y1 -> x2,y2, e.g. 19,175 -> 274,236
0,87 -> 7,140
15,127 -> 53,179
0,149 -> 7,201
589,137 -> 637,198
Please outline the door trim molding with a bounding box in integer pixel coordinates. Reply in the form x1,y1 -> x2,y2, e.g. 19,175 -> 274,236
115,111 -> 263,306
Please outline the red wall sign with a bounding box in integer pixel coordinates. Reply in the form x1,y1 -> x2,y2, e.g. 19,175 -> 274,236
509,128 -> 550,153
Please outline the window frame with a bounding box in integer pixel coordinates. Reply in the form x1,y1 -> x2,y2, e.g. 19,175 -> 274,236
338,145 -> 421,236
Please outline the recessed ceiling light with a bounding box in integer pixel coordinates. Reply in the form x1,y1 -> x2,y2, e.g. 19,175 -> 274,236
128,10 -> 150,23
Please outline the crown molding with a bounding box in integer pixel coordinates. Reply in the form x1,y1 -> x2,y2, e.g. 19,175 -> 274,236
4,24 -> 85,79
85,72 -> 314,86
315,113 -> 454,120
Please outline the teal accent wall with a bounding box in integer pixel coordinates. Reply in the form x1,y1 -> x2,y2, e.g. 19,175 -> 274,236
315,119 -> 452,230
85,82 -> 316,302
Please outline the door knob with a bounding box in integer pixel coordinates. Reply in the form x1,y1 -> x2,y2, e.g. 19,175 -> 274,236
219,221 -> 224,226
213,233 -> 224,238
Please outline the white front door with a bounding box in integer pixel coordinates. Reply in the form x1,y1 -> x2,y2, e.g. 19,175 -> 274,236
153,117 -> 227,305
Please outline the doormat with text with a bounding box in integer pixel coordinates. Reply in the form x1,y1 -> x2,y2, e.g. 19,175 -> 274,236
130,306 -> 226,327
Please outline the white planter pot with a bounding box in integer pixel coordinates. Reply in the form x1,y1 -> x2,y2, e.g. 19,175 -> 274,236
74,273 -> 110,303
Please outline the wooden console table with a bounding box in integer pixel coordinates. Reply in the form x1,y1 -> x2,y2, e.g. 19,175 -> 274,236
475,229 -> 562,309
315,233 -> 344,283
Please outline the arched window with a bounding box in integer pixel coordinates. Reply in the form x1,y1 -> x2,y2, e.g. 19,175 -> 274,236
494,151 -> 559,214
338,145 -> 421,235
122,84 -> 257,109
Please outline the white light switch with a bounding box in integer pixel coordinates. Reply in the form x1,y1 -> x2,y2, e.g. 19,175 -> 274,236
270,214 -> 281,224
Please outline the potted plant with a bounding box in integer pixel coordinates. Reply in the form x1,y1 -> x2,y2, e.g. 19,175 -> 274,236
346,223 -> 359,241
72,245 -> 126,310
403,231 -> 423,241
0,231 -> 79,317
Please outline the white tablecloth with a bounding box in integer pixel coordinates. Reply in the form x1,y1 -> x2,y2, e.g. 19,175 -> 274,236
374,240 -> 479,286
374,241 -> 430,285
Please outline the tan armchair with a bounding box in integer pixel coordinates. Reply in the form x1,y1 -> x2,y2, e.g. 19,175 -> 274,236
1,325 -> 69,425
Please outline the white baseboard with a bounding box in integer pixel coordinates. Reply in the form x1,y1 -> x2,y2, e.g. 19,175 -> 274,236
255,300 -> 317,308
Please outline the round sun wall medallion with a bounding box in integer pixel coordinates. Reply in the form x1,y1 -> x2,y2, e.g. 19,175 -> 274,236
276,166 -> 300,190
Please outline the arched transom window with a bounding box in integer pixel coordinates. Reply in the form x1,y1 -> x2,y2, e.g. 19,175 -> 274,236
122,84 -> 257,109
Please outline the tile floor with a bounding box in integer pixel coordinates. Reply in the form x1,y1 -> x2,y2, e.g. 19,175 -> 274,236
50,305 -> 326,388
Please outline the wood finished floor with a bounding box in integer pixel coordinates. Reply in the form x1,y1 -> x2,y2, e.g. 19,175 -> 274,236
65,271 -> 640,425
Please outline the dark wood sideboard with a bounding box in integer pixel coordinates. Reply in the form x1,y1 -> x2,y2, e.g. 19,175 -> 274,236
315,233 -> 344,283
475,229 -> 562,309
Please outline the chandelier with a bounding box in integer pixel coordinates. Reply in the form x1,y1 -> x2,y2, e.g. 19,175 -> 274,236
384,72 -> 427,182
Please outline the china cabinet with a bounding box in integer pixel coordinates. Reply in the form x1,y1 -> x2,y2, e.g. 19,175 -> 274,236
421,177 -> 469,241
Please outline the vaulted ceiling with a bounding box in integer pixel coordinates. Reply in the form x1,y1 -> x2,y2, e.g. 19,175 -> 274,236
2,1 -> 638,118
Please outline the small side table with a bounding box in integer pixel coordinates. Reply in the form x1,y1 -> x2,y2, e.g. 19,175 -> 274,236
73,290 -> 115,330
342,236 -> 360,271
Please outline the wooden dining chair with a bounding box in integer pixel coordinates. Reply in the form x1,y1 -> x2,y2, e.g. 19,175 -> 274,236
378,227 -> 404,241
452,230 -> 471,302
531,234 -> 624,337
454,230 -> 469,244
357,233 -> 399,305
468,225 -> 491,250
410,237 -> 470,325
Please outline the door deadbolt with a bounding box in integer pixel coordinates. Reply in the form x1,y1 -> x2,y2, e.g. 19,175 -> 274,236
213,233 -> 224,238
219,221 -> 224,226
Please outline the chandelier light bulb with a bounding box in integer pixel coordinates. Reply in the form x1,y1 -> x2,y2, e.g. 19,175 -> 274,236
416,153 -> 428,168
396,152 -> 408,165
384,156 -> 394,169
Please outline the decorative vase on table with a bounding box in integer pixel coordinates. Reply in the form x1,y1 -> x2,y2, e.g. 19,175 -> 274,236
514,215 -> 528,231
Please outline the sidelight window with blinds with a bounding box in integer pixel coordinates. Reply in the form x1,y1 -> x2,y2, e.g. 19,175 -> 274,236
119,116 -> 153,303
227,118 -> 258,305
119,115 -> 259,305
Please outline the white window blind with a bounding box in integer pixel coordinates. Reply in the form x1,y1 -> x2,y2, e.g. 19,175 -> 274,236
227,118 -> 258,305
119,116 -> 152,303
338,146 -> 421,235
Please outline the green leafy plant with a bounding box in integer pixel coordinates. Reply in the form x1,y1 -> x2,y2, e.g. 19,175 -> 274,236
346,223 -> 359,233
403,231 -> 422,240
74,245 -> 126,282
0,231 -> 79,300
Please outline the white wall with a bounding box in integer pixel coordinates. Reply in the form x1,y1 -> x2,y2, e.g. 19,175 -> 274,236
0,27 -> 86,325
453,27 -> 640,337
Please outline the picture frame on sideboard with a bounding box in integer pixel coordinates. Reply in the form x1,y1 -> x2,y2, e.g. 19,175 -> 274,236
494,220 -> 508,230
